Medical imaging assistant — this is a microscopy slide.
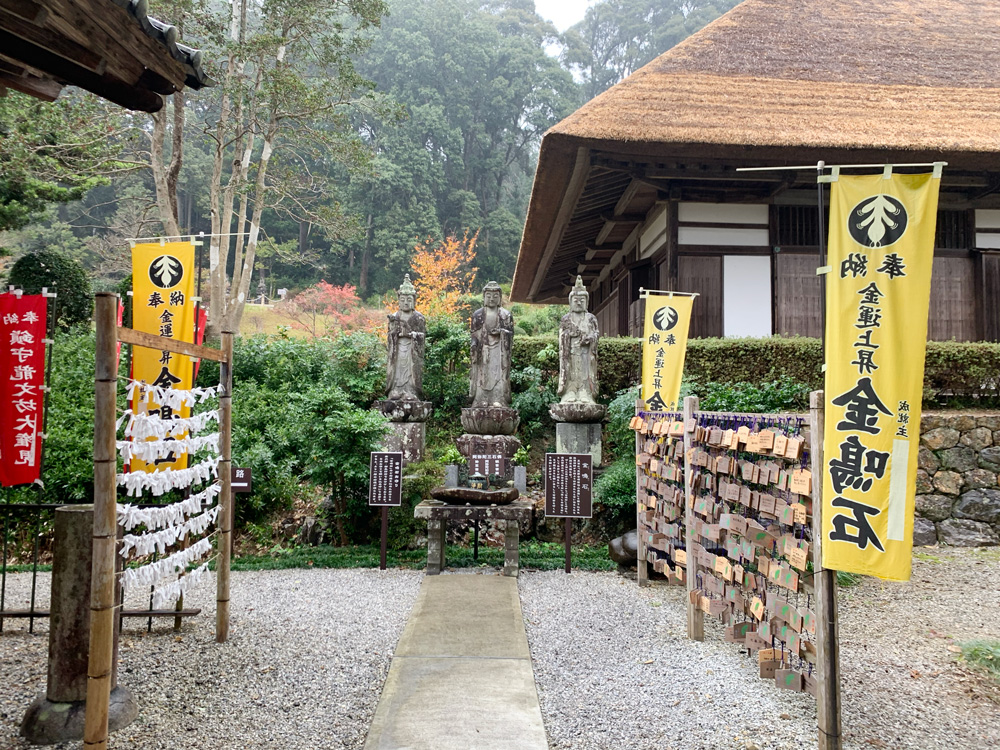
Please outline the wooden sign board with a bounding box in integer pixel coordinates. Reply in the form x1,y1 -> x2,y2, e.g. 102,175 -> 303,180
544,453 -> 593,518
369,451 -> 403,507
231,467 -> 252,493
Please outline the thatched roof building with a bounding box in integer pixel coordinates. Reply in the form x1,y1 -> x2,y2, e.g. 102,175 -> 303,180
512,0 -> 1000,342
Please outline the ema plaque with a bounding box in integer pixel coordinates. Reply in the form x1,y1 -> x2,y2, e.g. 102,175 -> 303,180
369,451 -> 403,507
544,453 -> 593,518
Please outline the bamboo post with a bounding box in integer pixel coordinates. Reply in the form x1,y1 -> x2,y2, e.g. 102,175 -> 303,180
635,399 -> 648,586
216,331 -> 234,643
83,293 -> 118,750
683,395 -> 703,641
809,390 -> 842,750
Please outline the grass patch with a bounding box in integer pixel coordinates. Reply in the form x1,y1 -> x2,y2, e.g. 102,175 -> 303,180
836,570 -> 863,587
2,563 -> 53,573
233,542 -> 617,572
960,640 -> 1000,683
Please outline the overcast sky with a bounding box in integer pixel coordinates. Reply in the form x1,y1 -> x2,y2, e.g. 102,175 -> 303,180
533,0 -> 593,31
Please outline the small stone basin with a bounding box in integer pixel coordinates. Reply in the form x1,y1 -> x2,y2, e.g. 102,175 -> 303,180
430,486 -> 519,506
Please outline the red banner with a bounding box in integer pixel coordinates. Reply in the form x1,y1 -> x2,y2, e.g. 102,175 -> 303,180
0,294 -> 48,486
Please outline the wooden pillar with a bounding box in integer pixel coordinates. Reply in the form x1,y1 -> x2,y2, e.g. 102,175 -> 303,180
83,293 -> 118,750
216,331 -> 234,643
683,395 -> 703,641
809,390 -> 842,750
636,399 -> 649,587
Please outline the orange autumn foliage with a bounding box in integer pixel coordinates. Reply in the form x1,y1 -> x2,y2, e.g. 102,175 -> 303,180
410,230 -> 478,317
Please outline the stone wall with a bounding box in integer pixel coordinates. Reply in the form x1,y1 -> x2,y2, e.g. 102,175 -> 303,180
915,413 -> 1000,547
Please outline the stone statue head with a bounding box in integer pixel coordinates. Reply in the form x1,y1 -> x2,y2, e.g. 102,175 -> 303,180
397,274 -> 416,313
483,280 -> 503,309
569,275 -> 588,313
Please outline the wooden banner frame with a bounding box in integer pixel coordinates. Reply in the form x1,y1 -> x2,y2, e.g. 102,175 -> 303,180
84,293 -> 234,750
634,392 -> 842,750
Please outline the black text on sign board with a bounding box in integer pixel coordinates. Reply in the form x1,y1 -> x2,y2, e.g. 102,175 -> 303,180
369,452 -> 403,507
545,453 -> 593,519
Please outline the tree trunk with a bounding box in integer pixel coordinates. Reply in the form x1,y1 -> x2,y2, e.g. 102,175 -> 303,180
359,211 -> 373,296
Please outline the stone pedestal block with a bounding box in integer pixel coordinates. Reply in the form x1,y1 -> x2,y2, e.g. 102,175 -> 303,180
383,421 -> 426,465
455,433 -> 521,461
513,466 -> 527,494
20,505 -> 137,744
444,464 -> 460,488
556,422 -> 603,466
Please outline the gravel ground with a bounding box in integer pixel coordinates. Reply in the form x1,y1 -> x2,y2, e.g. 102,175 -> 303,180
519,546 -> 1000,750
2,548 -> 998,750
0,568 -> 422,749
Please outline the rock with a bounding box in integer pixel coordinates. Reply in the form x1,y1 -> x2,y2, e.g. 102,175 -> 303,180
962,469 -> 997,491
429,486 -> 519,505
922,427 -> 959,451
994,430 -> 1000,448
937,518 -> 999,547
608,530 -> 638,566
952,488 -> 1000,525
961,427 -> 994,450
938,447 -> 978,473
917,446 -> 940,473
932,470 -> 963,496
920,414 -> 945,432
912,517 -> 938,547
915,469 -> 934,494
952,415 -> 978,432
298,517 -> 325,546
977,415 -> 1000,430
979,446 -> 1000,473
914,494 -> 955,522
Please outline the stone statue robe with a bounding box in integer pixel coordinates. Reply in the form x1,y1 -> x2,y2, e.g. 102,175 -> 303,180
469,306 -> 513,407
557,311 -> 599,404
386,310 -> 425,400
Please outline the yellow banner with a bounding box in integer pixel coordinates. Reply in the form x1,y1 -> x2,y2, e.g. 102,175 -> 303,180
822,171 -> 940,581
131,242 -> 197,472
641,293 -> 694,411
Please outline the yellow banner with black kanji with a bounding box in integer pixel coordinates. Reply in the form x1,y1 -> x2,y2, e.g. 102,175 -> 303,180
131,242 -> 197,472
822,170 -> 941,581
641,293 -> 694,411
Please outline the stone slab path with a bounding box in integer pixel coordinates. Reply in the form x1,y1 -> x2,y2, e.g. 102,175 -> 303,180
363,573 -> 548,750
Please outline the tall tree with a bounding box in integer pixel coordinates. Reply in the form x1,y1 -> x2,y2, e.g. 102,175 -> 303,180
562,0 -> 740,102
0,91 -> 124,232
345,0 -> 578,294
145,0 -> 390,337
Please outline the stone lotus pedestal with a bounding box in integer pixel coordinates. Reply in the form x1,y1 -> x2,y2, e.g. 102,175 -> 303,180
378,399 -> 432,465
549,402 -> 606,467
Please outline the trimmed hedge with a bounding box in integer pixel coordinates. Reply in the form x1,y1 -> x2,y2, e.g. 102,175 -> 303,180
514,335 -> 1000,407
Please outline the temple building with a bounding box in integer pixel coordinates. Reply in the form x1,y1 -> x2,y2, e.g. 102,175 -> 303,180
511,0 -> 1000,342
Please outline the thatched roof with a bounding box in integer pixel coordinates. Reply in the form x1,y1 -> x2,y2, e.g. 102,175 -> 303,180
513,0 -> 1000,302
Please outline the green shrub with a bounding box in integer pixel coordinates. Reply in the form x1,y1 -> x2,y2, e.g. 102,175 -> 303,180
511,366 -> 556,440
422,316 -> 469,430
605,386 -> 640,462
329,331 -> 385,407
8,249 -> 93,328
591,458 -> 638,539
692,375 -> 811,413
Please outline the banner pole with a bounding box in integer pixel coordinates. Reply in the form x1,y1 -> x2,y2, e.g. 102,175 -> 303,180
683,394 -> 703,641
564,517 -> 572,574
83,293 -> 118,750
380,507 -> 388,571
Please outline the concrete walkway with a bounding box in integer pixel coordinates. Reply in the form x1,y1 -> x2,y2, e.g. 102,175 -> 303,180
364,574 -> 548,750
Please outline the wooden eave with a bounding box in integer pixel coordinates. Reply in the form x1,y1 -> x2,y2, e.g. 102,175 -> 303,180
0,0 -> 203,112
512,134 -> 1000,304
